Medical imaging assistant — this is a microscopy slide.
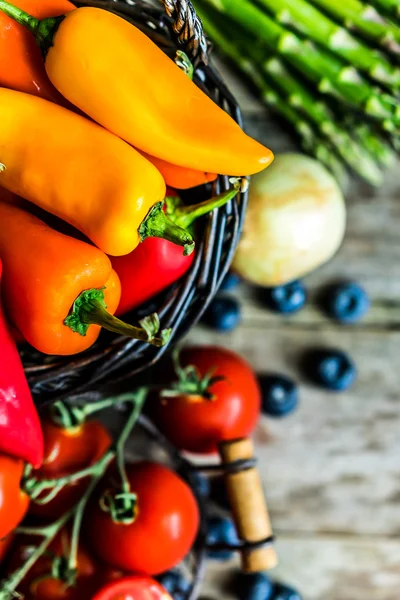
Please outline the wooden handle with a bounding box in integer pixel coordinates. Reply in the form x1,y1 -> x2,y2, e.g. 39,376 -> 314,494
218,437 -> 278,572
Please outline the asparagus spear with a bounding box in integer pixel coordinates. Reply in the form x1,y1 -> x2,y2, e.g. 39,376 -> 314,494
309,0 -> 400,54
196,2 -> 383,184
200,0 -> 400,126
369,0 -> 400,19
254,0 -> 400,89
263,56 -> 388,181
345,121 -> 394,167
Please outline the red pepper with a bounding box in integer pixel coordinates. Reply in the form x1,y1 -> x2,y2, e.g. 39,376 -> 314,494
0,259 -> 44,468
112,184 -> 241,316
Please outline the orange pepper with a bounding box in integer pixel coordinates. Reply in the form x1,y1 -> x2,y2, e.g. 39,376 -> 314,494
0,2 -> 274,176
0,198 -> 171,355
0,0 -> 74,101
139,152 -> 218,190
0,89 -> 196,257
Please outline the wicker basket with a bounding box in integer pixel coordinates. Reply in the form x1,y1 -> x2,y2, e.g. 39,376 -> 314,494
22,0 -> 248,405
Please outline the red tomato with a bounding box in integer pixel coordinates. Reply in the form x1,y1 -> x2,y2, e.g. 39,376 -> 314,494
85,462 -> 199,575
151,346 -> 261,453
92,576 -> 173,600
29,419 -> 111,519
7,529 -> 99,600
0,454 -> 30,539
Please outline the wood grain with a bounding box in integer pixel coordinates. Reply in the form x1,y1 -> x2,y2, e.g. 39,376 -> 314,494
191,59 -> 400,600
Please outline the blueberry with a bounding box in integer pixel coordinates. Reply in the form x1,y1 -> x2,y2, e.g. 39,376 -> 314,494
302,349 -> 357,391
206,516 -> 240,561
259,281 -> 306,314
273,583 -> 302,600
324,282 -> 370,324
157,570 -> 190,596
202,296 -> 241,332
220,271 -> 241,291
259,374 -> 298,417
238,572 -> 274,600
190,472 -> 210,499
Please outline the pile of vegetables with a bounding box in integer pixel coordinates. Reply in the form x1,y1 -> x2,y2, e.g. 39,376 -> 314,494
0,0 -> 273,357
0,345 -> 267,600
194,0 -> 400,186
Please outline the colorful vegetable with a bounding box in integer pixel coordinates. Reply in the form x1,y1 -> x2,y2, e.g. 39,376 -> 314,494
0,259 -> 44,468
151,346 -> 261,454
0,89 -> 196,257
0,200 -> 171,355
112,185 -> 240,316
6,531 -> 100,600
92,576 -> 174,600
139,151 -> 218,190
28,416 -> 111,520
0,2 -> 274,176
0,0 -> 73,102
233,154 -> 346,286
0,454 -> 30,540
85,461 -> 200,575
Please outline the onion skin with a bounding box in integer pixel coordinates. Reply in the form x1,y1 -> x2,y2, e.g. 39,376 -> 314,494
233,153 -> 346,286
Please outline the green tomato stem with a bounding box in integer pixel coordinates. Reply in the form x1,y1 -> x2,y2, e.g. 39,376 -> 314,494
50,393 -> 142,429
0,510 -> 73,599
99,390 -> 146,524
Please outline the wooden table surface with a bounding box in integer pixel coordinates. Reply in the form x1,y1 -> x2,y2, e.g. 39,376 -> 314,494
188,60 -> 400,600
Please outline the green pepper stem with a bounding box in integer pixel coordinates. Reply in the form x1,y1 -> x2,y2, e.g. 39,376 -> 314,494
0,0 -> 63,56
64,287 -> 171,347
139,202 -> 195,256
166,180 -> 242,231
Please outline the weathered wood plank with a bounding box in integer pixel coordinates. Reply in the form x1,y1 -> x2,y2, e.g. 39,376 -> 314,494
202,536 -> 400,600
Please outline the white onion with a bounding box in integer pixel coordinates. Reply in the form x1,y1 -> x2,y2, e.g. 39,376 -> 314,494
233,153 -> 346,286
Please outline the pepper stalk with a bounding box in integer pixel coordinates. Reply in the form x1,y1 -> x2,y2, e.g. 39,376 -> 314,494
0,0 -> 65,56
165,178 -> 243,231
64,287 -> 171,346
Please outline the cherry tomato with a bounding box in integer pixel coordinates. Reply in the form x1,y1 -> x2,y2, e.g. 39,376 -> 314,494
151,346 -> 261,453
92,576 -> 173,600
0,454 -> 30,539
85,462 -> 199,575
7,529 -> 98,600
29,418 -> 111,519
